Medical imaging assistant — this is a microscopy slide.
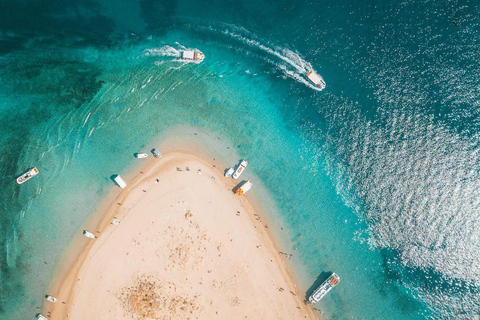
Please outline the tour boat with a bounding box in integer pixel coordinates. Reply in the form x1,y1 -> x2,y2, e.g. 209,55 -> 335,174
182,50 -> 205,62
236,180 -> 252,195
135,153 -> 148,159
114,175 -> 127,189
224,167 -> 234,177
36,314 -> 48,320
83,230 -> 95,239
46,295 -> 57,303
305,71 -> 326,90
152,149 -> 162,158
308,273 -> 340,303
16,167 -> 39,184
232,160 -> 248,179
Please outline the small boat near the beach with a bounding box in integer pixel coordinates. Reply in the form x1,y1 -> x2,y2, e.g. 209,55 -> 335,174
83,230 -> 96,239
135,153 -> 148,159
152,149 -> 162,158
36,314 -> 48,320
305,71 -> 326,90
236,180 -> 252,195
232,160 -> 248,179
114,175 -> 127,189
16,167 -> 39,184
46,295 -> 58,303
182,50 -> 205,62
224,167 -> 234,177
308,273 -> 340,303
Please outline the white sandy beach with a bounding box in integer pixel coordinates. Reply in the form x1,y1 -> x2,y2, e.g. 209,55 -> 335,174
45,152 -> 318,320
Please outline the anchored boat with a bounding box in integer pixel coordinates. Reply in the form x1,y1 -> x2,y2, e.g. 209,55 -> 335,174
308,273 -> 340,303
232,160 -> 248,179
225,167 -> 234,177
152,149 -> 162,158
305,71 -> 326,90
182,50 -> 205,62
16,167 -> 39,184
83,230 -> 96,239
36,314 -> 48,320
114,175 -> 127,189
236,180 -> 252,195
135,153 -> 148,159
46,295 -> 57,303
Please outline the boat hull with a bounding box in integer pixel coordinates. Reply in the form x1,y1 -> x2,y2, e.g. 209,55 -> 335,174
16,167 -> 39,184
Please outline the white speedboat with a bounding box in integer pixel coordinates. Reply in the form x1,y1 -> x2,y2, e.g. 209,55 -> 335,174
182,50 -> 205,62
135,153 -> 148,159
36,314 -> 48,320
16,167 -> 39,184
232,160 -> 248,179
308,273 -> 340,303
46,295 -> 57,303
305,71 -> 326,90
224,167 -> 234,177
236,180 -> 252,195
83,230 -> 95,239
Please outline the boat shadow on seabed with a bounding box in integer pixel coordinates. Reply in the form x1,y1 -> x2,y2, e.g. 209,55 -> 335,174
305,271 -> 333,302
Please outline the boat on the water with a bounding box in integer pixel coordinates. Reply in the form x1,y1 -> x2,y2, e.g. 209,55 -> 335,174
16,167 -> 39,184
36,314 -> 48,320
225,167 -> 234,177
232,160 -> 248,179
236,180 -> 252,195
114,175 -> 127,189
308,273 -> 340,303
305,71 -> 326,90
46,295 -> 57,303
182,50 -> 205,62
83,230 -> 95,239
152,149 -> 162,158
135,153 -> 148,159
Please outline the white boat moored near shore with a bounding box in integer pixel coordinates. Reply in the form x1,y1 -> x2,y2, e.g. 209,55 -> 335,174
236,180 -> 253,195
135,153 -> 148,159
36,313 -> 48,320
46,295 -> 57,303
114,175 -> 127,189
16,167 -> 39,184
305,71 -> 326,90
83,230 -> 96,239
233,160 -> 248,179
308,273 -> 340,303
225,167 -> 234,177
182,50 -> 205,62
152,149 -> 162,158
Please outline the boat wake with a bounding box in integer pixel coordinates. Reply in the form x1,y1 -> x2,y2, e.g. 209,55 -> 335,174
179,20 -> 324,91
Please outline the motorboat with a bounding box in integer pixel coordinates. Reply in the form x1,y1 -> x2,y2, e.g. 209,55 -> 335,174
224,167 -> 234,177
135,153 -> 148,159
232,160 -> 248,179
83,230 -> 95,239
16,167 -> 39,184
182,50 -> 205,62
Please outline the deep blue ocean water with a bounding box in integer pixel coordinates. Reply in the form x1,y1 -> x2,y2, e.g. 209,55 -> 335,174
1,0 -> 480,319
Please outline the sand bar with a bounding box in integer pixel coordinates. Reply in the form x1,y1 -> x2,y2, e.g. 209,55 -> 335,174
45,152 -> 318,319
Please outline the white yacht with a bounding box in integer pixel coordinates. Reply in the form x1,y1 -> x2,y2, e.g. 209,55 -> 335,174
305,71 -> 326,90
46,295 -> 57,303
308,273 -> 340,303
182,50 -> 205,62
16,167 -> 39,184
36,314 -> 48,320
232,160 -> 248,179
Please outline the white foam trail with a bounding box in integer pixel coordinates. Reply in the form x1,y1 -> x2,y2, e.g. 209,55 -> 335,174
143,45 -> 181,58
82,112 -> 91,127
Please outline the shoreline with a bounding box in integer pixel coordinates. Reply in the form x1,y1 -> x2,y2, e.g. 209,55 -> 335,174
44,151 -> 320,319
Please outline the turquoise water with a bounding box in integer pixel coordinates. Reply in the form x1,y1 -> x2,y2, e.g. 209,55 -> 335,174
1,1 -> 480,319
